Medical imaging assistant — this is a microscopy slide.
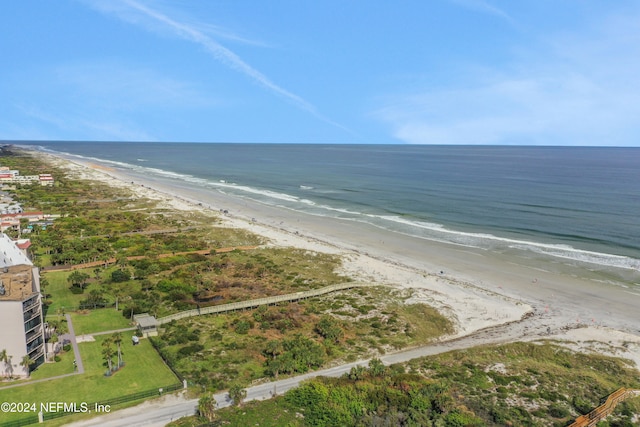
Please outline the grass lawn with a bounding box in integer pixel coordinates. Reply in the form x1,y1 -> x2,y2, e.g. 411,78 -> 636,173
42,269 -> 88,313
0,336 -> 180,423
70,308 -> 134,335
30,348 -> 76,380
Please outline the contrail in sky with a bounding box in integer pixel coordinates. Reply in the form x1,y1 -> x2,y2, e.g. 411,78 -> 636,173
109,0 -> 353,134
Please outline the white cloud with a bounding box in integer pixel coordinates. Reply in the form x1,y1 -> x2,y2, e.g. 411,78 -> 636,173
374,8 -> 640,146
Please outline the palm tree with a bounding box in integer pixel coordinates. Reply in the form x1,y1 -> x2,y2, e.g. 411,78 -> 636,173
112,332 -> 123,368
20,355 -> 35,377
263,340 -> 284,379
19,218 -> 29,237
198,395 -> 217,422
228,384 -> 247,407
49,334 -> 59,355
0,349 -> 8,378
102,338 -> 114,373
67,271 -> 90,291
5,355 -> 13,378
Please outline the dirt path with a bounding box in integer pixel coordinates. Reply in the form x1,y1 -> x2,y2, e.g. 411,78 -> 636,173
41,245 -> 257,272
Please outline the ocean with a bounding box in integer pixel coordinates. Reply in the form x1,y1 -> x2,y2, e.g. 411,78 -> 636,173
18,142 -> 640,287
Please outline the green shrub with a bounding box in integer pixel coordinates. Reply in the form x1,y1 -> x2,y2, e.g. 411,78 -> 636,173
315,316 -> 343,343
186,330 -> 201,341
572,396 -> 594,414
235,320 -> 252,335
111,268 -> 131,283
177,343 -> 204,358
548,403 -> 570,418
443,410 -> 483,426
69,286 -> 84,294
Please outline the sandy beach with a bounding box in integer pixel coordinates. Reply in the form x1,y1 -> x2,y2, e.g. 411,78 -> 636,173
35,150 -> 640,371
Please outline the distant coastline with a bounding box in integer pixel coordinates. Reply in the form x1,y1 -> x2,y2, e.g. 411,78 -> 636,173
20,142 -> 640,290
25,146 -> 640,360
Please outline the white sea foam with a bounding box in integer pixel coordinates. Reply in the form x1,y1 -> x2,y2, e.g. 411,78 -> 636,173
353,214 -> 640,271
27,144 -> 640,275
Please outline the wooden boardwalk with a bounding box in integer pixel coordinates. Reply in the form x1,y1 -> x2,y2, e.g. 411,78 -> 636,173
568,387 -> 640,426
157,282 -> 368,325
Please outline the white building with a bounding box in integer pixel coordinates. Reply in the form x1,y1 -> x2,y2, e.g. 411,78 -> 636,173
0,233 -> 45,378
0,167 -> 54,187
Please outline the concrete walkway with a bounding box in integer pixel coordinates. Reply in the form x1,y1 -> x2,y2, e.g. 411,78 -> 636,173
63,313 -> 85,374
0,315 -> 85,390
91,326 -> 137,336
0,371 -> 80,390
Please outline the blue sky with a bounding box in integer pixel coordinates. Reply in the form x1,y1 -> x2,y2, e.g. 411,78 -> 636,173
2,1 -> 640,145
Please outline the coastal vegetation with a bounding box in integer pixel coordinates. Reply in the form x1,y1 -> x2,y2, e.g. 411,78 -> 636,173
151,286 -> 453,390
172,342 -> 640,427
3,148 -> 639,426
0,149 -> 453,420
4,150 -> 452,381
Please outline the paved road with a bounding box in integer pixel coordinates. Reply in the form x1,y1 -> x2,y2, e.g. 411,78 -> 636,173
66,309 -> 563,427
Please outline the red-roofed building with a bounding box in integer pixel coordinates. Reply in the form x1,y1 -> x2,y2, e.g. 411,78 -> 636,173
0,212 -> 46,232
16,239 -> 32,257
38,174 -> 54,186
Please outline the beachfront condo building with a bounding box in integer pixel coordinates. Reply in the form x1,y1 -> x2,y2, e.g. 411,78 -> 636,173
0,233 -> 45,378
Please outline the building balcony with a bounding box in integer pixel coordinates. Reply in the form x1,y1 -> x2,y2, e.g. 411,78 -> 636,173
23,307 -> 41,323
25,328 -> 41,344
28,346 -> 44,361
22,297 -> 40,313
26,337 -> 43,354
24,316 -> 42,333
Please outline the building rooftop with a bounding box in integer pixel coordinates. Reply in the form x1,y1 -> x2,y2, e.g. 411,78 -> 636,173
133,313 -> 158,329
0,233 -> 32,268
0,264 -> 36,301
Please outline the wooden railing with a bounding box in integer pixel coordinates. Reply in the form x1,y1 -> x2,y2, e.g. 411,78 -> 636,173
157,282 -> 367,324
568,387 -> 640,427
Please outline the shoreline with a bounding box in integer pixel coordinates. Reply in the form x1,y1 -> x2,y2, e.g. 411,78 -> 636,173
30,149 -> 640,370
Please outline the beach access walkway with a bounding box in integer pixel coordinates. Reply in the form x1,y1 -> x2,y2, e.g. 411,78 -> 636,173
568,387 -> 640,426
156,282 -> 368,324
